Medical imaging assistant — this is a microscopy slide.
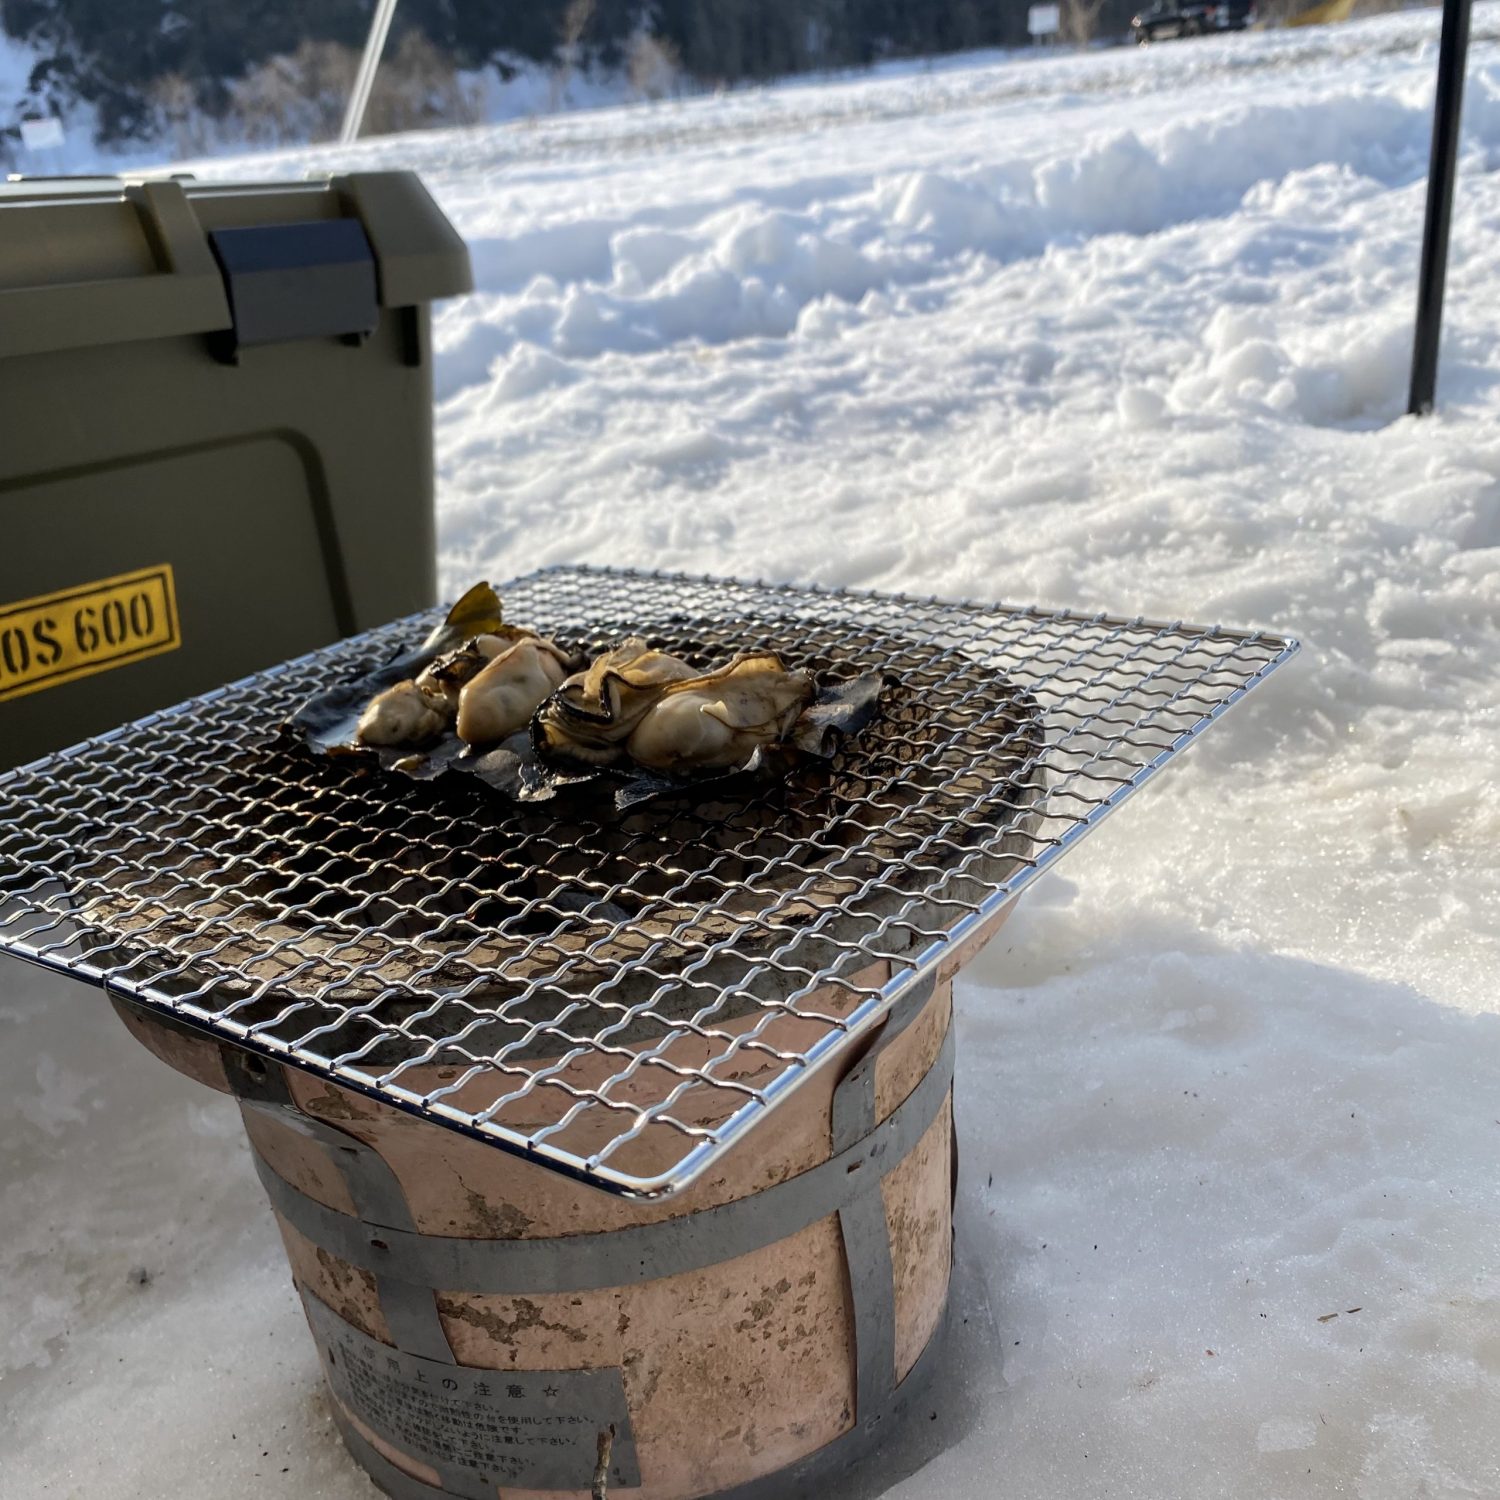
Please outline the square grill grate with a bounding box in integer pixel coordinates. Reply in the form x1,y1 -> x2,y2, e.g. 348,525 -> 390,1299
0,566 -> 1297,1197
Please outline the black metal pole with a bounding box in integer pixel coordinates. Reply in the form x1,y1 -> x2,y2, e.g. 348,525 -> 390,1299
1408,0 -> 1473,415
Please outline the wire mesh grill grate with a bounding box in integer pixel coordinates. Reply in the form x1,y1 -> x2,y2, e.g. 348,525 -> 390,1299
0,566 -> 1296,1196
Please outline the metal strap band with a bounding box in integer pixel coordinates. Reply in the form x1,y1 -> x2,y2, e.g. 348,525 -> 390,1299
220,1043 -> 296,1107
221,1045 -> 458,1367
706,1298 -> 947,1500
371,1274 -> 460,1367
829,973 -> 936,1153
837,1192 -> 897,1432
329,1301 -> 950,1500
828,972 -> 934,1425
248,1025 -> 955,1296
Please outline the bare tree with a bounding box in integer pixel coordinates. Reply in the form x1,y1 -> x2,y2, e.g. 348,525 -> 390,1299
149,73 -> 212,157
551,0 -> 597,109
563,0 -> 597,52
228,42 -> 356,145
366,33 -> 483,136
226,36 -> 479,148
1061,0 -> 1108,46
626,30 -> 682,101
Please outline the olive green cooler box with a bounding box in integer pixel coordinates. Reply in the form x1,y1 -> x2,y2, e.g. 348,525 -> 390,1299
0,170 -> 473,770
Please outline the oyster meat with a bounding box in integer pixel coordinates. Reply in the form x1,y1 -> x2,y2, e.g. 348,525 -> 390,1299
350,585 -> 511,749
355,679 -> 451,747
626,653 -> 814,773
356,628 -> 573,750
533,638 -> 697,768
419,633 -> 512,704
355,635 -> 498,748
297,580 -> 887,808
456,636 -> 574,746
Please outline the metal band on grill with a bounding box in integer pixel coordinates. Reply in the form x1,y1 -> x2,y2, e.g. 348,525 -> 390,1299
240,1024 -> 953,1295
830,973 -> 936,1424
222,1045 -> 459,1370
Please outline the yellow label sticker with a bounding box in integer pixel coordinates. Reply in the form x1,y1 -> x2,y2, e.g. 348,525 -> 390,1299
0,566 -> 180,704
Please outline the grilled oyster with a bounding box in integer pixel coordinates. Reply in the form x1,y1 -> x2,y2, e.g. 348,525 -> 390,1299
418,630 -> 531,706
456,635 -> 574,746
533,638 -> 697,768
356,633 -> 513,747
351,586 -> 513,749
355,679 -> 451,747
626,653 -> 814,773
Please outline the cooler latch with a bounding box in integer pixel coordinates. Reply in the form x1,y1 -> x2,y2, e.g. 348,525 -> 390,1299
207,218 -> 378,359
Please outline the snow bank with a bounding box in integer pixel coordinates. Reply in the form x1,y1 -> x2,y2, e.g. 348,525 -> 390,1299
429,63 -> 1500,425
5,8 -> 1500,1498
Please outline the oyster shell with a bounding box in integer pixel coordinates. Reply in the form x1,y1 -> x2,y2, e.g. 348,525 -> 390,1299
625,653 -> 814,773
456,636 -> 574,746
533,638 -> 697,768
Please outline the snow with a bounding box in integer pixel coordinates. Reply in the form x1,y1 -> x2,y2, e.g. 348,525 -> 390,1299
0,28 -> 33,102
5,8 -> 1500,1497
0,31 -> 98,173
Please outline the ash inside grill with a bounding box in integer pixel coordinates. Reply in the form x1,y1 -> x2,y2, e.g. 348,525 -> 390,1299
0,566 -> 1296,1196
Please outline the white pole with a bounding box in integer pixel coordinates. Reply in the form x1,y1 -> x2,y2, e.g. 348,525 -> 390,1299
340,0 -> 401,145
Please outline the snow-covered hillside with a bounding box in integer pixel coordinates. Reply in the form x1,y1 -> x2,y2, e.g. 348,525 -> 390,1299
4,9 -> 1500,1497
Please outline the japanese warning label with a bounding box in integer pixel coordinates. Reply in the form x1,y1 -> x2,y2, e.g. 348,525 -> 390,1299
302,1289 -> 642,1490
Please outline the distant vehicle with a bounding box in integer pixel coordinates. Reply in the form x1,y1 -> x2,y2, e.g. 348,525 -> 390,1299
1130,0 -> 1257,41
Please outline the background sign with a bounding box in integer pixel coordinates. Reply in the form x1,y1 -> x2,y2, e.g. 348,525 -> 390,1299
1028,4 -> 1062,35
20,116 -> 66,151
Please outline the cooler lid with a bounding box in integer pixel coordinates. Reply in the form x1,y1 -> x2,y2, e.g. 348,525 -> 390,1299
0,170 -> 473,361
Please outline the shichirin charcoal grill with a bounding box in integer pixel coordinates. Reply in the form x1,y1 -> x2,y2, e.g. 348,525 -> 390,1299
0,566 -> 1296,1500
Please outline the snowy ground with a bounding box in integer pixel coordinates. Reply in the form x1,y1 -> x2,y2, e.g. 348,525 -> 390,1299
6,9 -> 1500,1497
